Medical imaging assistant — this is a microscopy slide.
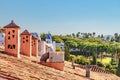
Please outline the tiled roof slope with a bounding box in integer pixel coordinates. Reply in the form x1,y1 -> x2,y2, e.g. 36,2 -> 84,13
21,29 -> 31,35
4,20 -> 20,28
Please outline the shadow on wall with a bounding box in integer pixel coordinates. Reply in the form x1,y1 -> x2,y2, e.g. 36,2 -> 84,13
40,52 -> 49,62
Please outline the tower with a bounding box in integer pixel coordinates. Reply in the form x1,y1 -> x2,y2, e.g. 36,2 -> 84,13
46,33 -> 52,43
20,29 -> 32,57
32,36 -> 38,57
4,20 -> 20,58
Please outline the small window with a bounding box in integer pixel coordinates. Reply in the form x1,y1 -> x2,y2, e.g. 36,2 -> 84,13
12,35 -> 15,38
23,37 -> 25,39
23,41 -> 25,43
8,45 -> 11,49
8,36 -> 10,39
8,31 -> 10,34
12,30 -> 15,33
34,43 -> 35,45
26,40 -> 28,42
10,46 -> 12,49
13,45 -> 15,49
26,36 -> 28,38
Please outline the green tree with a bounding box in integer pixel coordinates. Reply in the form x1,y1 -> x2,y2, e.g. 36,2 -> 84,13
65,41 -> 77,49
106,36 -> 110,42
56,46 -> 62,51
72,33 -> 75,38
111,37 -> 115,42
116,58 -> 120,77
76,32 -> 80,38
114,33 -> 119,42
101,34 -> 104,38
52,36 -> 63,43
92,51 -> 97,65
98,35 -> 100,38
93,32 -> 96,37
40,33 -> 47,41
65,45 -> 70,61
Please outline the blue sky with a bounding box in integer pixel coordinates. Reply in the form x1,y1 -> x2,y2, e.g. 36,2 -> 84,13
0,0 -> 120,35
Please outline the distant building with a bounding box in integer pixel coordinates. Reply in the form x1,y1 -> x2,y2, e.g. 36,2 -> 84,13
0,33 -> 5,46
46,33 -> 52,43
40,34 -> 64,70
45,33 -> 55,52
31,32 -> 41,56
31,32 -> 41,41
0,27 -> 4,33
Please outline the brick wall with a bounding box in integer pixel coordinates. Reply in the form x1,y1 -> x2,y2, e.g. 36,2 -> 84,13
40,62 -> 64,71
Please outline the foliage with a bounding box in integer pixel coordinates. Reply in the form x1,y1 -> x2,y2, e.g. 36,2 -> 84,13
69,54 -> 76,61
97,61 -> 105,67
75,55 -> 90,65
56,46 -> 62,51
116,58 -> 120,77
40,32 -> 120,76
105,64 -> 117,74
52,36 -> 63,43
105,64 -> 113,71
111,60 -> 117,65
69,54 -> 90,65
92,52 -> 97,65
97,56 -> 111,64
40,33 -> 47,41
64,45 -> 70,61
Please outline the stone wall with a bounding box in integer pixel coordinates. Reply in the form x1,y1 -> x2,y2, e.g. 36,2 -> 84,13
49,52 -> 64,62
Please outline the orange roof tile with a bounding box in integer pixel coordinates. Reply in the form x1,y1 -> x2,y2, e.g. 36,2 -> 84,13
21,29 -> 31,35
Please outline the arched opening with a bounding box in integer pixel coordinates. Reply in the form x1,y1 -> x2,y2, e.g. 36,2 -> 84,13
8,44 -> 11,49
13,45 -> 15,49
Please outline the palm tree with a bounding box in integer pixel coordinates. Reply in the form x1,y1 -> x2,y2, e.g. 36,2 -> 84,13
76,32 -> 80,38
72,33 -> 75,38
114,33 -> 118,42
101,34 -> 104,39
98,35 -> 100,38
106,36 -> 110,42
93,32 -> 96,37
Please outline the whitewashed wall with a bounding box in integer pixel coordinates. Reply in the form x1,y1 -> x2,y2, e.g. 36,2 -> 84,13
0,33 -> 5,46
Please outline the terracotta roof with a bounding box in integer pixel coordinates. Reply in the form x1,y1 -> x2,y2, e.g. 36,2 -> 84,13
4,20 -> 20,28
21,29 -> 31,35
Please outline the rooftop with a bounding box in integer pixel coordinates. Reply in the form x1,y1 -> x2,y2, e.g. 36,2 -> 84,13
4,20 -> 20,28
0,46 -> 120,80
21,29 -> 31,35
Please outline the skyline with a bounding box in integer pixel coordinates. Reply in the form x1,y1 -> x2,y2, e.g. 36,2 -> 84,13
0,0 -> 120,35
